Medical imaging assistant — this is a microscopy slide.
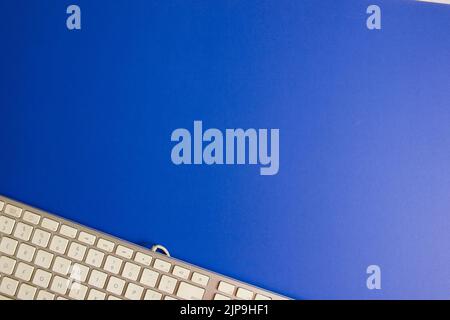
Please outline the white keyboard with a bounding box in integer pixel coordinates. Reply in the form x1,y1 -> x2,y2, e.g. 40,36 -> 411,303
0,195 -> 287,300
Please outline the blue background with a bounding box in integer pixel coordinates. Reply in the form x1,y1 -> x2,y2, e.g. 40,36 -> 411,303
1,0 -> 449,299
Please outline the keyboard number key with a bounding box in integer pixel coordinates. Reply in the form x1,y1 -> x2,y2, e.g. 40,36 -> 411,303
0,237 -> 18,255
0,216 -> 15,235
31,229 -> 51,248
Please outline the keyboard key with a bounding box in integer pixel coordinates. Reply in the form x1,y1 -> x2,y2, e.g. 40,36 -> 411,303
67,242 -> 87,261
106,276 -> 125,296
35,250 -> 54,269
41,218 -> 59,232
15,262 -> 34,281
153,259 -> 171,273
172,266 -> 190,279
214,293 -> 231,300
78,231 -> 96,245
88,270 -> 108,289
0,237 -> 18,255
23,211 -> 41,225
51,276 -> 70,295
158,275 -> 177,294
255,293 -> 272,300
122,262 -> 141,281
87,289 -> 106,300
60,225 -> 77,238
124,283 -> 144,300
17,283 -> 37,300
70,263 -> 90,283
49,235 -> 69,254
16,243 -> 36,262
0,256 -> 16,275
0,277 -> 19,296
32,269 -> 52,288
31,229 -> 51,248
52,256 -> 72,275
218,281 -> 235,295
104,255 -> 123,274
36,290 -> 55,300
143,289 -> 162,300
0,215 -> 15,234
236,288 -> 254,300
97,238 -> 114,252
176,282 -> 205,300
4,204 -> 22,218
164,296 -> 178,300
140,268 -> 159,287
13,222 -> 33,241
108,295 -> 122,300
85,249 -> 105,268
116,245 -> 133,259
134,252 -> 152,266
191,272 -> 209,287
69,283 -> 88,300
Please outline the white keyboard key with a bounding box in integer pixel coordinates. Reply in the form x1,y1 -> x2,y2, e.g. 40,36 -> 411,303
59,225 -> 77,238
172,266 -> 190,279
67,242 -> 87,261
97,238 -> 114,252
69,283 -> 88,300
85,249 -> 105,268
191,272 -> 209,287
70,263 -> 90,283
52,256 -> 72,275
122,262 -> 141,281
0,237 -> 18,255
13,222 -> 33,241
56,296 -> 68,300
51,276 -> 70,295
23,211 -> 41,225
16,243 -> 36,262
41,217 -> 59,231
15,262 -> 34,281
104,255 -> 123,274
236,288 -> 254,300
153,259 -> 171,273
36,290 -> 55,300
0,277 -> 19,296
106,276 -> 125,296
214,293 -> 231,300
4,204 -> 22,218
143,289 -> 162,300
176,282 -> 205,300
124,283 -> 144,300
32,269 -> 52,288
87,289 -> 106,300
140,268 -> 159,287
49,235 -> 69,254
35,250 -> 54,269
31,229 -> 51,248
88,270 -> 108,289
108,295 -> 122,300
0,215 -> 15,234
134,252 -> 152,266
0,200 -> 4,211
116,245 -> 133,259
0,256 -> 16,275
158,275 -> 177,294
0,295 -> 12,300
17,283 -> 37,300
164,296 -> 178,300
218,281 -> 235,295
78,231 -> 96,245
255,293 -> 272,300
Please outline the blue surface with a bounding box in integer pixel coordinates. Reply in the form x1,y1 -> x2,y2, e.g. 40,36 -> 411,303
1,0 -> 450,299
